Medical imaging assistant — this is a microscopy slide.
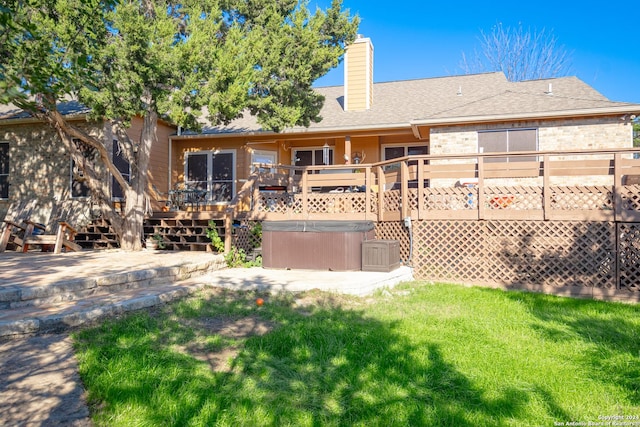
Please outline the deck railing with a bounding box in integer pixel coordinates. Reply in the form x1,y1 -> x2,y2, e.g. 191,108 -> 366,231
239,148 -> 640,223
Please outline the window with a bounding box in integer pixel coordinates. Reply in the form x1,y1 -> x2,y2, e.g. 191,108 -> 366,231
382,143 -> 429,188
478,129 -> 537,162
70,139 -> 97,199
111,140 -> 131,200
251,150 -> 277,173
293,147 -> 333,176
185,150 -> 235,203
293,147 -> 333,167
383,144 -> 429,162
0,142 -> 8,199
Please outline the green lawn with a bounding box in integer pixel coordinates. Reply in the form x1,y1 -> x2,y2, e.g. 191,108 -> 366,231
73,283 -> 640,426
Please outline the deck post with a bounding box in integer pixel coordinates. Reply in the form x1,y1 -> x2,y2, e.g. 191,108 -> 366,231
477,156 -> 485,220
417,159 -> 425,220
365,166 -> 372,220
224,212 -> 232,253
614,152 -> 623,222
301,171 -> 309,217
401,161 -> 409,220
376,166 -> 384,222
543,154 -> 551,220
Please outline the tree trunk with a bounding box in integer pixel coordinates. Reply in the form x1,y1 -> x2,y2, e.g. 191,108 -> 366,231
32,96 -> 155,251
118,109 -> 156,251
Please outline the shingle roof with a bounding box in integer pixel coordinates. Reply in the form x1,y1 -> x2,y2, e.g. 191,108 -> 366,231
3,72 -> 638,132
198,72 -> 640,135
0,100 -> 91,121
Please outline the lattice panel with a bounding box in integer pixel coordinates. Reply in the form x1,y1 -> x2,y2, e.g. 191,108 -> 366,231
408,189 -> 419,211
232,219 -> 262,253
423,187 -> 475,210
384,190 -> 402,213
374,221 -> 411,263
412,220 -> 487,284
618,223 -> 640,292
410,219 -> 617,289
550,186 -> 613,211
304,193 -> 365,214
483,221 -> 615,288
484,186 -> 542,210
620,185 -> 640,212
255,193 -> 294,214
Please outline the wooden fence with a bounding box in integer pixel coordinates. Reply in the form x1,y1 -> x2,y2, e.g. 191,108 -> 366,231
239,148 -> 640,223
226,148 -> 640,301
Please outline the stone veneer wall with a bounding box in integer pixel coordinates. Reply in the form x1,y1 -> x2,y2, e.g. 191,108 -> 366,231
0,120 -> 104,227
428,116 -> 633,187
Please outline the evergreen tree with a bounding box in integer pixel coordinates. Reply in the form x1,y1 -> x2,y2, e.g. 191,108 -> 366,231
1,0 -> 358,250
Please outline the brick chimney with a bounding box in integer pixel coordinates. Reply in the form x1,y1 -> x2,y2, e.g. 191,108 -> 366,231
344,35 -> 373,111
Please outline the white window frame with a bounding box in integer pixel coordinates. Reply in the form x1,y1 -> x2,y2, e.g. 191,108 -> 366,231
291,146 -> 334,167
184,149 -> 236,204
0,141 -> 8,199
251,149 -> 277,172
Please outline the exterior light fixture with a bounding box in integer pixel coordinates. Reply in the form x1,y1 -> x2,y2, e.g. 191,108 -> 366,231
323,141 -> 330,165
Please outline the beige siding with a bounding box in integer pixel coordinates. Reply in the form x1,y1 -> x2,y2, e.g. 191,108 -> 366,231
345,38 -> 373,111
170,137 -> 250,212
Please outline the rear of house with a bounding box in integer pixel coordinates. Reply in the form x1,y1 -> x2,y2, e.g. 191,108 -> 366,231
164,37 -> 638,214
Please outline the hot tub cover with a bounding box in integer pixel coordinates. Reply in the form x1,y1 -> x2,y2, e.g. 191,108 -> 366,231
262,220 -> 374,233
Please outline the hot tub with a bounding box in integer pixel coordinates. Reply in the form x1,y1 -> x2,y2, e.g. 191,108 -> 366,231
262,220 -> 375,271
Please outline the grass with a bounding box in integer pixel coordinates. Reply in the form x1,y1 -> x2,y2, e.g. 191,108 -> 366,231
73,283 -> 640,426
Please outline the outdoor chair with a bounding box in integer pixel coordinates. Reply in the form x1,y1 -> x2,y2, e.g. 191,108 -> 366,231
0,200 -> 38,252
21,220 -> 82,253
169,182 -> 208,211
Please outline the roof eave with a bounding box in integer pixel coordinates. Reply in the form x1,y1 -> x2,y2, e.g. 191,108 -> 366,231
0,113 -> 88,125
411,105 -> 640,128
171,122 -> 413,140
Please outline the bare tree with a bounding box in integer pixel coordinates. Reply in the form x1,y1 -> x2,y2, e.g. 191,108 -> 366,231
460,23 -> 572,82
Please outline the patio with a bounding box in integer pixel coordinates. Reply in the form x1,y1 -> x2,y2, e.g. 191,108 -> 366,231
0,250 -> 413,337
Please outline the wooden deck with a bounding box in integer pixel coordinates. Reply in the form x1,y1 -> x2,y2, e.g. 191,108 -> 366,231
234,148 -> 640,224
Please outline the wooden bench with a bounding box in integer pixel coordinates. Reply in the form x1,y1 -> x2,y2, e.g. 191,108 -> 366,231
0,200 -> 39,252
0,220 -> 29,252
22,220 -> 82,254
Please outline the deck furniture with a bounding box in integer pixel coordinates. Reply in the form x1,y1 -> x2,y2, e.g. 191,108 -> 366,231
21,220 -> 82,253
0,200 -> 38,252
168,182 -> 208,210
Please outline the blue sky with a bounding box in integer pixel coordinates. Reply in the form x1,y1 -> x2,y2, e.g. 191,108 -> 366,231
312,1 -> 640,104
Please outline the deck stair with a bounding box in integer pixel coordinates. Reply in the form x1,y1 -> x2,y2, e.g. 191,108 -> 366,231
0,252 -> 226,337
75,218 -> 119,250
75,216 -> 228,251
143,216 -> 225,251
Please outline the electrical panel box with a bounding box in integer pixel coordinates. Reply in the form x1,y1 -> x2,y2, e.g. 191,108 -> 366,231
362,240 -> 401,272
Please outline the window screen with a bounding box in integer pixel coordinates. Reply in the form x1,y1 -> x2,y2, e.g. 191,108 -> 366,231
212,152 -> 233,202
478,129 -> 537,162
112,140 -> 131,200
507,129 -> 537,162
71,139 -> 96,198
0,142 -> 8,199
294,148 -> 333,175
186,153 -> 208,189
